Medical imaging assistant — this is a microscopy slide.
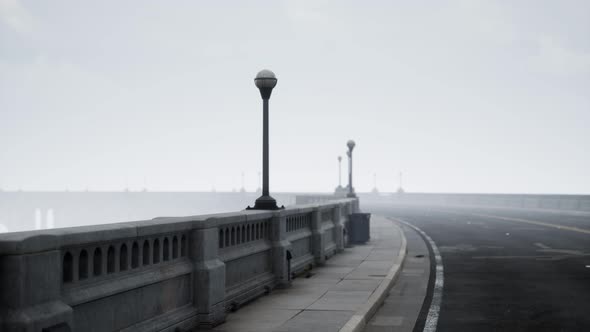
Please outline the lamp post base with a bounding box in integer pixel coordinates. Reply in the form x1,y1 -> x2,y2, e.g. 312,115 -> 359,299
346,192 -> 357,198
247,195 -> 284,210
334,185 -> 347,197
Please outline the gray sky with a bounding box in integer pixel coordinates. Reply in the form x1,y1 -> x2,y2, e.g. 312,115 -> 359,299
1,0 -> 589,194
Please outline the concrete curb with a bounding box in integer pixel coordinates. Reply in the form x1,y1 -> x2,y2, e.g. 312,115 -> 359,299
339,218 -> 408,332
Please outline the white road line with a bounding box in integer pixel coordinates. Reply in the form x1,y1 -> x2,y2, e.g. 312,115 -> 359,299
435,209 -> 590,235
390,217 -> 443,332
534,242 -> 551,249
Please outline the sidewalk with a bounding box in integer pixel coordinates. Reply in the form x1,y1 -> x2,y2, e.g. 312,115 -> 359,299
211,215 -> 407,332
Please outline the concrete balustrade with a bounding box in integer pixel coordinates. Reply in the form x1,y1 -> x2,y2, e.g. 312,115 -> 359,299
284,209 -> 314,277
0,198 -> 358,332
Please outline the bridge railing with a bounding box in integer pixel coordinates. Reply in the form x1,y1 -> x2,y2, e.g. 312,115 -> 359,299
284,208 -> 314,276
0,198 -> 358,332
377,193 -> 590,213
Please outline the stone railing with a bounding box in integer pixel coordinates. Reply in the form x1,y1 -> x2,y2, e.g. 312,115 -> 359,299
296,194 -> 353,205
375,193 -> 590,213
0,198 -> 358,332
295,194 -> 339,205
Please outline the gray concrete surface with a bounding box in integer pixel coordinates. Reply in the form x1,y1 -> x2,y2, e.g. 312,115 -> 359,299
364,224 -> 431,332
210,215 -> 405,332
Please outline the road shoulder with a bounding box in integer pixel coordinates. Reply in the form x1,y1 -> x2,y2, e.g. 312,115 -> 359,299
364,220 -> 433,332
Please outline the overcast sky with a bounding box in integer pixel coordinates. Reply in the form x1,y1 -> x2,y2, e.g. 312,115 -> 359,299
1,0 -> 589,194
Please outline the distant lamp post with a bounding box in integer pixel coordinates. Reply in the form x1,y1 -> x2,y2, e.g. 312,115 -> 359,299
346,140 -> 356,198
256,171 -> 262,193
248,69 -> 283,210
335,155 -> 345,195
372,173 -> 379,194
338,156 -> 343,188
240,172 -> 246,193
397,172 -> 405,194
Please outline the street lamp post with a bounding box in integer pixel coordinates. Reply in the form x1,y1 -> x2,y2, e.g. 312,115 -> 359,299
338,156 -> 342,188
372,173 -> 378,194
346,140 -> 356,198
248,69 -> 283,210
397,172 -> 405,194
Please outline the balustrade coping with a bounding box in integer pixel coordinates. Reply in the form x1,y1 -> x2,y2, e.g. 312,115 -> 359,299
0,199 -> 357,255
317,203 -> 338,211
279,206 -> 316,216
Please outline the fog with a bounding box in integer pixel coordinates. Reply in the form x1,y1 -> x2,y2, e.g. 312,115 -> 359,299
1,1 -> 589,195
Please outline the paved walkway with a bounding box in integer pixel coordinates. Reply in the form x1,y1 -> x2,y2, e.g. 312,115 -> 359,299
212,215 -> 406,332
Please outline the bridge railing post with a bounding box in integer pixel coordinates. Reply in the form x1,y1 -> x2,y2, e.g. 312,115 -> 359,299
0,248 -> 73,331
332,204 -> 345,252
271,213 -> 292,288
310,207 -> 326,266
191,226 -> 226,328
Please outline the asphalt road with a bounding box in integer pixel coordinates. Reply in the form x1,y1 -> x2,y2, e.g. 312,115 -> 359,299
366,204 -> 590,332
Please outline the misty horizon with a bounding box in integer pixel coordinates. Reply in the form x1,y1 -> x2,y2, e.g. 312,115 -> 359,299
1,1 -> 589,194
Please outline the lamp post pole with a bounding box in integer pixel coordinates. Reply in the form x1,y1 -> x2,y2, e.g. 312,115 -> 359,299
262,97 -> 269,197
338,156 -> 342,187
346,140 -> 356,198
240,172 -> 245,193
397,171 -> 405,194
248,69 -> 282,210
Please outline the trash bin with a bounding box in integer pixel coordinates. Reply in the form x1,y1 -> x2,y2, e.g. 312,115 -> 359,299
349,213 -> 371,244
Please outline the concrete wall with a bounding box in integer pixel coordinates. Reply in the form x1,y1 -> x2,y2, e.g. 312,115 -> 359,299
0,198 -> 358,332
361,193 -> 590,213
